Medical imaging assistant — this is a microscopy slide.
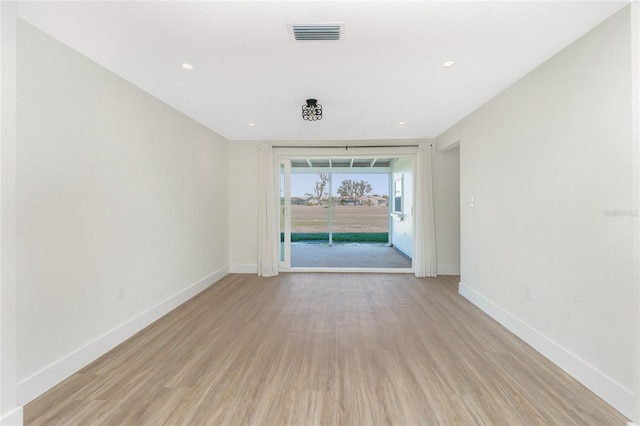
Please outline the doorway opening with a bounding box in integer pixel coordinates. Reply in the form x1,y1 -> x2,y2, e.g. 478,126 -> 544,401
279,156 -> 414,271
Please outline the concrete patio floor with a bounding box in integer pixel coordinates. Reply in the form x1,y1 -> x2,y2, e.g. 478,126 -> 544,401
290,244 -> 412,268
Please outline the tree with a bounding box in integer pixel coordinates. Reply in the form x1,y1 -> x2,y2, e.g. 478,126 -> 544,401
337,179 -> 372,204
313,173 -> 329,205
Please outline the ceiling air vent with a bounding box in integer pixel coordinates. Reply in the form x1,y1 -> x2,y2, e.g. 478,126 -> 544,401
287,23 -> 344,42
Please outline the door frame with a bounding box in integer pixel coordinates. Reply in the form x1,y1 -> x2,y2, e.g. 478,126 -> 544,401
279,159 -> 291,269
275,146 -> 417,273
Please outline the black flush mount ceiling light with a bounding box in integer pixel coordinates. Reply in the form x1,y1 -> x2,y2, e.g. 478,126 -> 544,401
302,99 -> 322,121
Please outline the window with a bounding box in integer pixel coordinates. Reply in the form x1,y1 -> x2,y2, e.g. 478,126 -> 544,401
393,175 -> 403,214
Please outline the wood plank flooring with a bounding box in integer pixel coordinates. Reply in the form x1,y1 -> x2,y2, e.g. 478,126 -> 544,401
25,273 -> 629,425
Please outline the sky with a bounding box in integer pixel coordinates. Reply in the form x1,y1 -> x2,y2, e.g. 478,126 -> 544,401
290,173 -> 389,198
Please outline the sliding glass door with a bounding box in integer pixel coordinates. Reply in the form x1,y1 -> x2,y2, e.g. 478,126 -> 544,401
278,155 -> 413,270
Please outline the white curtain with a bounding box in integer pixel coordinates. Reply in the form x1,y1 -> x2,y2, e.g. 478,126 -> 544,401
413,143 -> 437,277
257,144 -> 279,277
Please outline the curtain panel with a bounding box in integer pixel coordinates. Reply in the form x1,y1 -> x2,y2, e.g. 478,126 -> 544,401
413,143 -> 437,277
257,144 -> 279,277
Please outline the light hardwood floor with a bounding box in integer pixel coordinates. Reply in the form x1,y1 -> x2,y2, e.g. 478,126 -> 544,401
25,273 -> 628,425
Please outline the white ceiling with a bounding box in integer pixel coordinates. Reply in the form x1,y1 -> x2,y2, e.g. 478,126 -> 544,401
17,1 -> 628,142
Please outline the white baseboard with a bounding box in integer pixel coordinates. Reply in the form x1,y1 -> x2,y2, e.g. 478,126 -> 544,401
0,406 -> 23,426
436,264 -> 460,275
17,266 -> 229,405
230,263 -> 257,273
459,282 -> 635,421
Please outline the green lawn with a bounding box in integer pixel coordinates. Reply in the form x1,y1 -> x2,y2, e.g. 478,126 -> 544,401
282,232 -> 389,243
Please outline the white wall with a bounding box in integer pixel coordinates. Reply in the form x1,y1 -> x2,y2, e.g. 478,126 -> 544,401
1,2 -> 22,425
16,21 -> 230,404
391,157 -> 413,257
229,141 -> 260,273
433,146 -> 460,275
633,2 -> 640,422
437,7 -> 634,420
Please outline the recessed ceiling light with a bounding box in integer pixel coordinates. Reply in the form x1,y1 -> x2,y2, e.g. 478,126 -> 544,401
248,122 -> 256,127
182,63 -> 194,70
398,121 -> 407,126
442,60 -> 455,68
